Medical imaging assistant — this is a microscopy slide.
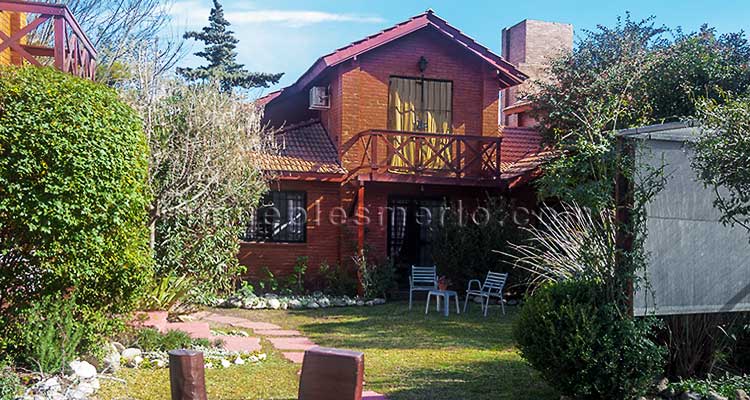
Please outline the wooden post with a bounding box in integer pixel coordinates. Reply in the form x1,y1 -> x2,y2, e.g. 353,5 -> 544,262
168,349 -> 207,400
52,15 -> 65,72
299,347 -> 364,400
614,135 -> 635,316
356,183 -> 366,296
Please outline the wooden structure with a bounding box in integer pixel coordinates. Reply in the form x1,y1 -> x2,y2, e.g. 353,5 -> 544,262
298,347 -> 365,400
168,349 -> 208,400
0,0 -> 96,79
342,129 -> 503,185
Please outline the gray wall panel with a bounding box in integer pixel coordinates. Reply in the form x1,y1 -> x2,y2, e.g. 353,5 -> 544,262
632,132 -> 750,316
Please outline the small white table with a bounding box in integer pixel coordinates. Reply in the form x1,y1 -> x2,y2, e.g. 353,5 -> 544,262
425,290 -> 460,317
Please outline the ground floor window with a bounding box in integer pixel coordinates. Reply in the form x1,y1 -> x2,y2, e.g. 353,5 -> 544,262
244,191 -> 307,243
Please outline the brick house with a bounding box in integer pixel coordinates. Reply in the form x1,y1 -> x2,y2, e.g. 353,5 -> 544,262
240,10 -> 572,286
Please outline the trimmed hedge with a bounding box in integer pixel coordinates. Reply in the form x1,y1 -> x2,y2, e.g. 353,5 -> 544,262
0,67 -> 152,359
514,280 -> 666,400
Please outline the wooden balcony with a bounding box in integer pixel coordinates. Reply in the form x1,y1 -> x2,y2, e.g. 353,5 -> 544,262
342,129 -> 503,186
0,0 -> 96,80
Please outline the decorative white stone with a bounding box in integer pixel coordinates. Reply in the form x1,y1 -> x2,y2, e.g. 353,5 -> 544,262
372,298 -> 386,305
220,359 -> 231,368
121,348 -> 142,362
38,376 -> 61,392
103,350 -> 121,371
307,302 -> 320,309
69,360 -> 97,379
234,356 -> 245,365
267,298 -> 281,309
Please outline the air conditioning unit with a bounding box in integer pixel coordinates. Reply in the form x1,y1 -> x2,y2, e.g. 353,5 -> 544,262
309,86 -> 330,110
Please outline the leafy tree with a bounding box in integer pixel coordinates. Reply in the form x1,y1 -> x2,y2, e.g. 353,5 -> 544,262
0,67 -> 152,357
177,0 -> 283,92
528,14 -> 750,210
692,94 -> 750,237
123,49 -> 272,292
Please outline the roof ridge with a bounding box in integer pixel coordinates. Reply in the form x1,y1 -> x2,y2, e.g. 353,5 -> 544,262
277,119 -> 321,134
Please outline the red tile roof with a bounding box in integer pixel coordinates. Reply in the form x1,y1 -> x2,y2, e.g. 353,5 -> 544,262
259,9 -> 527,107
499,127 -> 554,180
256,120 -> 345,175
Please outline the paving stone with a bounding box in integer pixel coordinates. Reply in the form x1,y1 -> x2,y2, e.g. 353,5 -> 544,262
161,322 -> 212,339
362,391 -> 388,400
203,314 -> 248,325
230,321 -> 282,331
254,329 -> 302,337
281,352 -> 305,364
363,390 -> 388,400
216,336 -> 262,353
267,337 -> 316,351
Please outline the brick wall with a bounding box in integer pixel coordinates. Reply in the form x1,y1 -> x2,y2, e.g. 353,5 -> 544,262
238,180 -> 342,282
501,19 -> 573,127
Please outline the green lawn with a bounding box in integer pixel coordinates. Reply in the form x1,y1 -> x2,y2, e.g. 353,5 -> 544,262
99,302 -> 554,400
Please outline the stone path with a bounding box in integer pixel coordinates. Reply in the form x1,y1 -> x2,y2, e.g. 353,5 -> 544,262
172,311 -> 388,400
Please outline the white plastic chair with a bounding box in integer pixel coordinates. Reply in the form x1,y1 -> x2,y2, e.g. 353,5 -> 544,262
463,271 -> 508,317
409,265 -> 437,310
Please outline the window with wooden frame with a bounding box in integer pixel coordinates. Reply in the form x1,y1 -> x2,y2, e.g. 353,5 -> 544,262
244,191 -> 307,243
388,77 -> 454,170
388,77 -> 452,133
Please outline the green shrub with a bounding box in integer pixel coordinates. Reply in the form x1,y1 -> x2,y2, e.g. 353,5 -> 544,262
155,213 -> 248,295
0,67 -> 152,361
18,297 -> 86,375
319,262 -> 357,296
0,361 -> 20,400
432,197 -> 527,291
354,253 -> 395,299
138,274 -> 195,312
514,280 -> 666,400
134,328 -> 210,352
671,374 -> 750,398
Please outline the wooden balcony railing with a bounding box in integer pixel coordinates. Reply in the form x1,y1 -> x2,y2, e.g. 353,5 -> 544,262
0,0 -> 96,80
342,129 -> 503,184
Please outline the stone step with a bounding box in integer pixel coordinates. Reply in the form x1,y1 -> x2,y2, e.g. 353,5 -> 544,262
363,390 -> 388,400
267,337 -> 316,351
230,321 -> 282,331
281,352 -> 305,364
160,322 -> 212,339
254,329 -> 302,336
215,335 -> 262,353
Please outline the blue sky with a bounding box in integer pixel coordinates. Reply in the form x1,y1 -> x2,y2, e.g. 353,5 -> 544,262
168,0 -> 750,96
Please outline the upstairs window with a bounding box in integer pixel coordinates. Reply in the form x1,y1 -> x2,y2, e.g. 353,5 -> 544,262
244,191 -> 307,243
388,77 -> 452,134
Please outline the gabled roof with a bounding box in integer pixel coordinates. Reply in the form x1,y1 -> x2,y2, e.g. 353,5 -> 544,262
256,120 -> 345,175
260,9 -> 527,106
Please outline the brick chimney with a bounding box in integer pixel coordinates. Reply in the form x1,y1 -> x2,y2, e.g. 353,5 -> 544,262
501,19 -> 573,127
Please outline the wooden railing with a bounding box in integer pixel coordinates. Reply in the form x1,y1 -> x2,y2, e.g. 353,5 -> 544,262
342,129 -> 503,183
0,0 -> 97,80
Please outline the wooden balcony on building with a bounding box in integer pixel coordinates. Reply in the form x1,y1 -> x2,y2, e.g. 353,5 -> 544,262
342,129 -> 504,187
0,0 -> 96,80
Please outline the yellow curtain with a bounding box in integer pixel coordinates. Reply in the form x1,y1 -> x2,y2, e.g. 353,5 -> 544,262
388,78 -> 452,171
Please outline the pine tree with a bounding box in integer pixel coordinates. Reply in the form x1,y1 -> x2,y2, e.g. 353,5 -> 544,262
177,0 -> 283,92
